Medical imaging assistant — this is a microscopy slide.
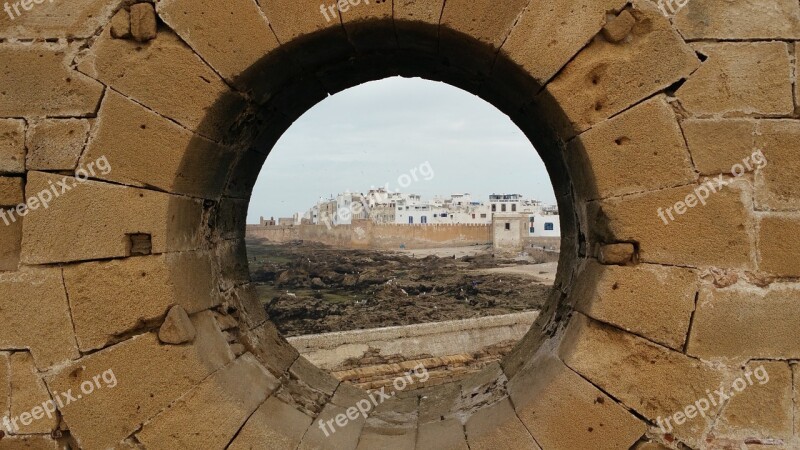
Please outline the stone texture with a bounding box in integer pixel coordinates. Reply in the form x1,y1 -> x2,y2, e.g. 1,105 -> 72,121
676,42 -> 793,116
572,261 -> 697,350
561,314 -> 727,447
158,305 -> 196,345
712,361 -> 792,441
758,215 -> 800,277
110,8 -> 131,39
339,0 -> 395,51
540,0 -> 700,136
465,398 -> 539,450
394,0 -> 444,51
674,0 -> 800,40
289,356 -> 339,396
242,321 -> 299,378
754,120 -> 800,210
298,403 -> 365,450
21,172 -> 204,264
417,419 -> 469,450
0,177 -> 23,206
0,43 -> 104,118
137,354 -> 279,449
0,0 -> 123,39
228,395 -> 312,450
0,436 -> 60,449
567,96 -> 696,200
130,3 -> 157,42
0,268 -> 78,369
0,212 -> 22,271
8,352 -> 58,434
83,90 -> 235,198
603,9 -> 636,42
25,119 -> 91,171
597,243 -> 635,265
508,353 -> 645,450
0,352 -> 8,421
45,313 -> 233,449
686,284 -> 800,362
681,119 -> 757,176
0,120 -> 26,174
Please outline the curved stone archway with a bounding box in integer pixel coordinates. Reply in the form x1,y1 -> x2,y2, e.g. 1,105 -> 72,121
1,0 -> 798,448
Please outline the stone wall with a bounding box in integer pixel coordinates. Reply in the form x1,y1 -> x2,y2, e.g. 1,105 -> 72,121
0,0 -> 798,449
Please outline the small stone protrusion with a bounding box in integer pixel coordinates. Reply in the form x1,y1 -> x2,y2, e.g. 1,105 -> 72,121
598,243 -> 636,265
110,9 -> 131,39
602,10 -> 636,43
158,305 -> 196,345
229,343 -> 246,357
130,3 -> 158,43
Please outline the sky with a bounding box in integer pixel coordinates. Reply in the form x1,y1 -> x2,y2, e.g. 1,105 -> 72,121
247,77 -> 555,223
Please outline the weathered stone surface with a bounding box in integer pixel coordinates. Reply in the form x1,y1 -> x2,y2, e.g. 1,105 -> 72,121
0,177 -> 23,206
561,314 -> 727,446
225,283 -> 268,330
0,43 -> 103,118
676,42 -> 793,116
243,321 -> 299,378
110,8 -> 131,39
130,3 -> 157,42
682,119 -> 757,176
712,361 -> 792,441
687,284 -> 800,362
0,435 -> 60,449
21,172 -> 204,264
26,119 -> 90,171
758,215 -> 800,276
508,353 -> 645,450
567,96 -> 696,200
754,120 -> 800,210
573,261 -> 697,350
356,427 -> 417,450
298,403 -> 365,450
597,243 -> 635,265
0,212 -> 21,271
158,305 -> 195,345
465,398 -> 539,450
394,0 -> 443,51
0,120 -> 26,174
0,352 -> 8,421
339,0 -> 395,51
417,419 -> 469,450
76,29 -> 247,142
0,0 -> 123,39
289,356 -> 339,396
46,313 -> 233,449
229,395 -> 312,450
137,354 -> 279,449
674,0 -> 800,40
590,180 -> 754,268
540,0 -> 699,136
603,9 -> 636,42
0,268 -> 78,369
9,352 -> 58,434
83,90 -> 235,198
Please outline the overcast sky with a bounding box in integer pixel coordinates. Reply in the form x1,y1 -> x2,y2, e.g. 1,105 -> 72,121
247,77 -> 555,223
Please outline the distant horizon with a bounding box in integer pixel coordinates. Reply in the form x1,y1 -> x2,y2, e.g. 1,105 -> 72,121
248,77 -> 556,223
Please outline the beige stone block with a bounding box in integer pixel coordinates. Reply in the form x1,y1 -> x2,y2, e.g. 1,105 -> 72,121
674,0 -> 800,40
0,0 -> 123,39
110,9 -> 131,39
0,268 -> 78,369
225,283 -> 267,330
340,0 -> 395,51
560,314 -> 726,447
356,428 -> 417,450
465,398 -> 539,450
590,181 -> 754,268
0,211 -> 22,271
597,243 -> 635,265
759,215 -> 800,276
508,353 -> 645,450
754,120 -> 800,210
567,96 -> 696,200
0,352 -> 8,419
0,43 -> 103,118
64,251 -> 219,351
0,119 -> 25,174
46,313 -> 233,449
290,357 -> 339,396
130,3 -> 157,42
603,9 -> 636,42
158,305 -> 195,345
137,354 -> 279,449
76,29 -> 246,142
8,352 -> 58,434
21,172 -> 203,264
26,119 -> 90,171
0,435 -> 59,449
540,0 -> 699,136
83,90 -> 235,198
0,177 -> 23,206
243,321 -> 299,378
681,119 -> 757,176
228,395 -> 312,450
298,403 -> 365,450
394,0 -> 443,51
677,42 -> 793,116
686,284 -> 800,362
418,381 -> 460,423
573,261 -> 697,350
713,361 -> 792,441
417,419 -> 468,450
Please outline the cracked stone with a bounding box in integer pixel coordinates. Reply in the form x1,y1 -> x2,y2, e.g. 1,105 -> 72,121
130,3 -> 157,42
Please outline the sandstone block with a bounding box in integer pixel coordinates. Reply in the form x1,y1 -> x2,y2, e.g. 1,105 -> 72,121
681,119 -> 757,176
758,215 -> 800,276
0,268 -> 78,369
686,284 -> 800,362
21,172 -> 203,264
603,9 -> 636,42
130,3 -> 157,42
674,0 -> 800,40
242,321 -> 299,378
228,395 -> 312,450
0,352 -> 8,419
298,403 -> 365,450
567,96 -> 696,200
76,29 -> 246,142
356,427 -> 417,450
508,353 -> 645,450
394,0 -> 443,51
572,261 -> 697,350
289,357 -> 339,396
340,0 -> 395,51
9,352 -> 58,434
465,398 -> 539,450
0,177 -> 23,207
0,436 -> 59,449
225,283 -> 267,330
158,305 -> 195,345
754,120 -> 800,210
540,0 -> 699,136
137,354 -> 279,449
0,0 -> 123,39
0,43 -> 103,118
597,243 -> 635,265
0,212 -> 21,271
45,313 -> 233,449
417,419 -> 469,450
110,9 -> 131,39
83,90 -> 235,198
216,197 -> 248,240
25,119 -> 91,171
676,42 -> 793,116
0,120 -> 25,174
